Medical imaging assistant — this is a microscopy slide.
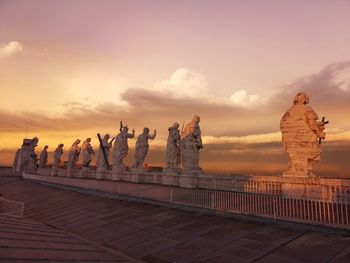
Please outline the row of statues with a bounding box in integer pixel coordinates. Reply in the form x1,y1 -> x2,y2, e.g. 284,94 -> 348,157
13,92 -> 328,178
13,115 -> 203,175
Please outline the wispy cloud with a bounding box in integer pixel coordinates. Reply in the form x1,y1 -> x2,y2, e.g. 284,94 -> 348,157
0,41 -> 23,59
230,89 -> 260,107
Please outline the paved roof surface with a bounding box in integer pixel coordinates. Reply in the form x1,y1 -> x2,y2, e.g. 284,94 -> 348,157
1,176 -> 350,262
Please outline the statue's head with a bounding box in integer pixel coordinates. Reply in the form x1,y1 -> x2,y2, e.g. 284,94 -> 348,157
172,122 -> 179,129
122,126 -> 129,133
293,92 -> 310,105
32,136 -> 39,146
192,115 -> 200,123
73,139 -> 81,145
44,145 -> 48,150
59,143 -> 64,148
143,127 -> 150,134
85,138 -> 91,143
104,133 -> 110,140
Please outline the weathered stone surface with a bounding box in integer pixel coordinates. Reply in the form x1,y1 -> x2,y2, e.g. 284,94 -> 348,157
166,122 -> 181,174
51,143 -> 64,176
181,115 -> 203,174
67,139 -> 81,177
81,138 -> 95,169
96,133 -> 112,176
12,148 -> 20,173
16,137 -> 39,173
113,125 -> 135,172
132,127 -> 156,170
38,145 -> 48,169
280,92 -> 326,177
1,176 -> 349,262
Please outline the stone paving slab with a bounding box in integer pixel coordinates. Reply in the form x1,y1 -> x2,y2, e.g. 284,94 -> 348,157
0,215 -> 137,262
1,176 -> 350,262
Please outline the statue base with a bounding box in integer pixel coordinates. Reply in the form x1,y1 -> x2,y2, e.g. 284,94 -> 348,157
163,168 -> 181,176
162,175 -> 180,186
179,175 -> 200,189
282,172 -> 318,178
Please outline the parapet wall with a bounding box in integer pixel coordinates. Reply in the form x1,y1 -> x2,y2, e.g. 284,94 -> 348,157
22,171 -> 350,229
31,168 -> 350,201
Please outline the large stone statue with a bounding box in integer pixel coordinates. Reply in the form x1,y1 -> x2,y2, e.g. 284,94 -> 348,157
28,137 -> 39,173
38,145 -> 49,169
12,149 -> 20,173
17,137 -> 39,173
181,115 -> 203,173
132,128 -> 156,170
165,122 -> 181,173
96,133 -> 112,172
81,138 -> 95,169
113,125 -> 135,171
280,92 -> 326,177
51,144 -> 64,175
67,139 -> 81,171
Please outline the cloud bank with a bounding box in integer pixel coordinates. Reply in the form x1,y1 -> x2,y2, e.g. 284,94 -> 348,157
1,61 -> 350,176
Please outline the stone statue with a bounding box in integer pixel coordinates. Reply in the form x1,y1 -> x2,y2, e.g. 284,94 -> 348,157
67,139 -> 81,170
113,125 -> 135,171
51,144 -> 64,175
38,145 -> 49,169
22,136 -> 39,173
132,128 -> 156,170
12,149 -> 21,173
165,122 -> 181,172
96,133 -> 112,172
81,138 -> 95,168
280,92 -> 326,177
181,115 -> 203,173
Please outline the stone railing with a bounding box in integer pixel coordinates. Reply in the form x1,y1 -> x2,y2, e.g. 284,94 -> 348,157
22,172 -> 350,229
34,168 -> 350,202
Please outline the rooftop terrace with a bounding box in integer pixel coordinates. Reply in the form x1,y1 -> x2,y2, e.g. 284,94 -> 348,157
1,175 -> 350,262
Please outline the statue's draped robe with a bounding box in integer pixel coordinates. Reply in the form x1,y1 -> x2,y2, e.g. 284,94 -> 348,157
52,147 -> 63,169
181,122 -> 202,171
133,133 -> 155,169
280,104 -> 322,176
166,127 -> 180,169
82,141 -> 94,167
67,144 -> 80,169
96,138 -> 111,170
113,132 -> 134,168
39,149 -> 48,168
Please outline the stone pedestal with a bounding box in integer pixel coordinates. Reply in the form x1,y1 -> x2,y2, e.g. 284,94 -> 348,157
130,174 -> 140,183
50,169 -> 57,176
66,169 -> 75,178
163,168 -> 180,176
162,175 -> 179,186
179,176 -> 199,189
96,169 -> 106,180
282,183 -> 323,200
280,176 -> 329,200
111,166 -> 128,181
78,167 -> 89,178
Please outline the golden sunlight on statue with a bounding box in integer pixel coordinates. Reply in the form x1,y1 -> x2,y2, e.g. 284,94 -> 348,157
280,92 -> 327,177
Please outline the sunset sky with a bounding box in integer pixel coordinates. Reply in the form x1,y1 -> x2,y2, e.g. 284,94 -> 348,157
1,0 -> 350,177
